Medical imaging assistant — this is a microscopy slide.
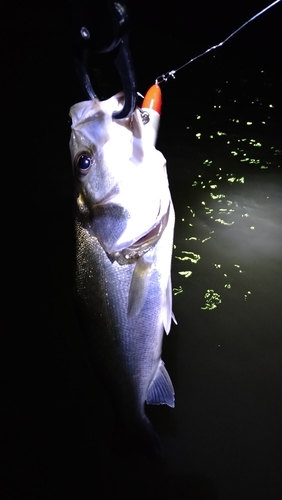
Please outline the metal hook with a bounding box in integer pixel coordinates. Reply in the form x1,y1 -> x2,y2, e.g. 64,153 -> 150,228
70,0 -> 137,119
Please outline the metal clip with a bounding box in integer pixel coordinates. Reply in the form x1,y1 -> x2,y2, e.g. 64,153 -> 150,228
155,70 -> 176,85
70,0 -> 137,119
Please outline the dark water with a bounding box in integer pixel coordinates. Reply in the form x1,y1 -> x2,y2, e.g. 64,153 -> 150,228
3,1 -> 282,499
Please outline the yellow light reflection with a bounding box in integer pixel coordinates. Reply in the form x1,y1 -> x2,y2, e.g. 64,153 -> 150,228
204,208 -> 213,214
234,264 -> 244,274
175,251 -> 201,264
175,86 -> 280,313
178,271 -> 193,278
201,290 -> 222,311
210,193 -> 225,200
227,176 -> 245,183
215,219 -> 234,226
244,291 -> 252,301
187,206 -> 196,217
202,237 -> 211,243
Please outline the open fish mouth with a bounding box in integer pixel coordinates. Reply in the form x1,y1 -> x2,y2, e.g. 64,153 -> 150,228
108,203 -> 171,265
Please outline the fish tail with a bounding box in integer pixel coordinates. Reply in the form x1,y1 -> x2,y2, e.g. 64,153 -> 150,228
112,416 -> 162,459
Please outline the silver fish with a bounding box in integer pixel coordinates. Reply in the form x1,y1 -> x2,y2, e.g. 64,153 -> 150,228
69,88 -> 175,456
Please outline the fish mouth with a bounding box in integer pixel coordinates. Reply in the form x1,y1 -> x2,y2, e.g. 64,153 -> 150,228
108,203 -> 171,265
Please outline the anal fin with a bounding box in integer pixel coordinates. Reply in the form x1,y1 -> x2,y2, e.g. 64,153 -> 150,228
146,361 -> 175,408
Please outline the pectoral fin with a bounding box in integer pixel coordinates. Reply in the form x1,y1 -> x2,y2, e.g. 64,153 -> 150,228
127,256 -> 153,319
146,360 -> 175,408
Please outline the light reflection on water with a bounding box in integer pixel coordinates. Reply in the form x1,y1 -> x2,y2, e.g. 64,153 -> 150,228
171,69 -> 282,314
159,68 -> 282,485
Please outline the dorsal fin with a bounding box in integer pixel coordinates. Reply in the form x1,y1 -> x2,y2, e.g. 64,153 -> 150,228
146,361 -> 175,408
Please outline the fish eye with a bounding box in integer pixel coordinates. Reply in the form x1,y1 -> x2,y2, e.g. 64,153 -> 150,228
74,151 -> 92,175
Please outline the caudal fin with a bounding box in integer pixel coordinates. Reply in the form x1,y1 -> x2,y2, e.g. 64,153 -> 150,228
146,360 -> 175,408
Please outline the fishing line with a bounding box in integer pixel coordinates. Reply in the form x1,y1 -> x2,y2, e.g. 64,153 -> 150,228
155,0 -> 281,85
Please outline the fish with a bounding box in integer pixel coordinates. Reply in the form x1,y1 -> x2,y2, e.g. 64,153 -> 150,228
69,85 -> 175,457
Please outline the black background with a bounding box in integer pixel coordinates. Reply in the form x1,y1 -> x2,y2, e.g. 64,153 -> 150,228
3,1 -> 282,499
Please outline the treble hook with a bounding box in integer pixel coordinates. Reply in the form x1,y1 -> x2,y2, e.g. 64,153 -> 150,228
69,0 -> 137,119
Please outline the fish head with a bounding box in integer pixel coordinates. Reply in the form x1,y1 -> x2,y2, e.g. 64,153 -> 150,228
69,92 -> 127,204
69,92 -> 171,257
